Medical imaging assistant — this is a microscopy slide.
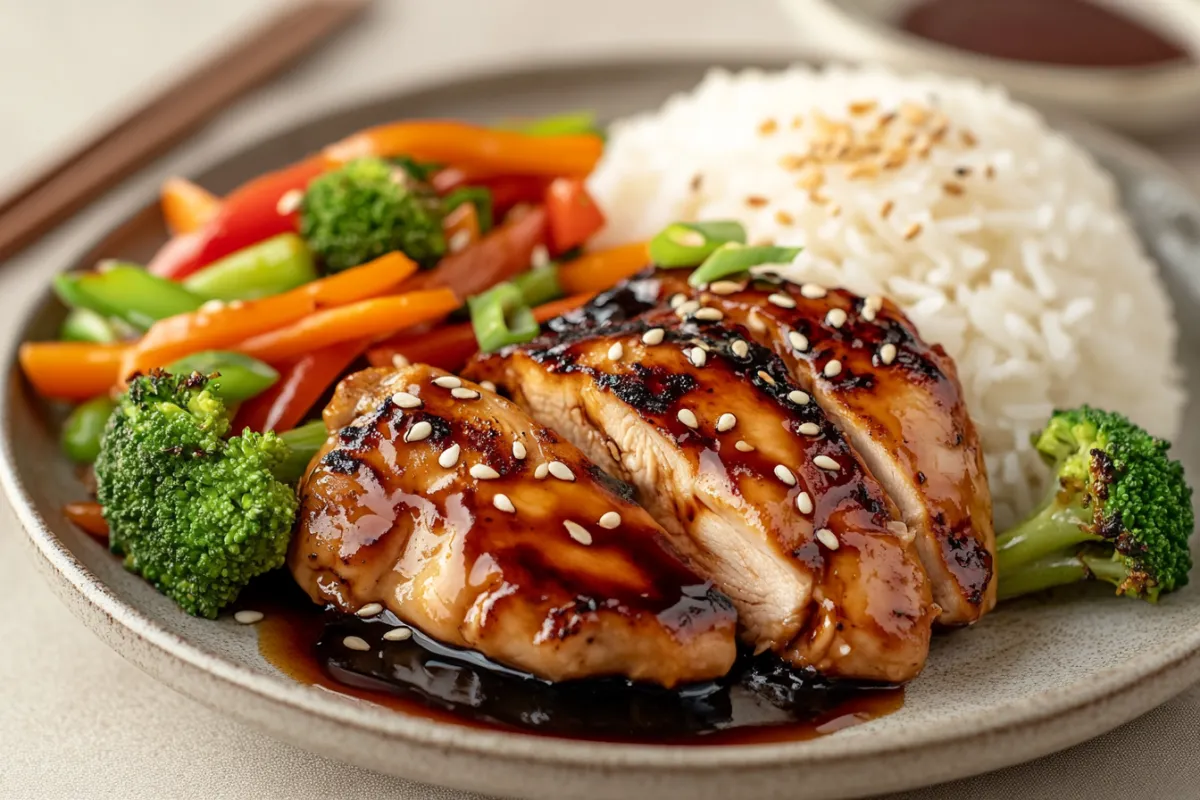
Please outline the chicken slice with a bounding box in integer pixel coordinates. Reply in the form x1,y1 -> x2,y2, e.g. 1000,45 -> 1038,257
289,364 -> 738,687
468,312 -> 934,683
613,270 -> 997,625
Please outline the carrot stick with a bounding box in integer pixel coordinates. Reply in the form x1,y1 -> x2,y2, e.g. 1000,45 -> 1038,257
160,177 -> 220,235
324,121 -> 603,178
237,289 -> 459,364
305,251 -> 418,307
64,501 -> 109,539
123,290 -> 316,377
19,342 -> 128,401
557,241 -> 650,295
532,293 -> 595,322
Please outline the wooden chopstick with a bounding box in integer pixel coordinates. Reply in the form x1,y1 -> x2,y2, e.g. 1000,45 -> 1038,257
0,0 -> 371,264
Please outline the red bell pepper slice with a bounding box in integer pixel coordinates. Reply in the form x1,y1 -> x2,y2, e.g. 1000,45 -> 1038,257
149,157 -> 328,280
432,168 -> 552,220
544,177 -> 605,255
233,336 -> 368,434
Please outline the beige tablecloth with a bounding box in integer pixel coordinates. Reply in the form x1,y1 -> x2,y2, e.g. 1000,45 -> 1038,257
3,2 -> 1200,797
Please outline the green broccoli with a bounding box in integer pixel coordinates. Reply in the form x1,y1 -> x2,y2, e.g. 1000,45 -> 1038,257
299,156 -> 446,272
997,406 -> 1194,602
95,370 -> 301,618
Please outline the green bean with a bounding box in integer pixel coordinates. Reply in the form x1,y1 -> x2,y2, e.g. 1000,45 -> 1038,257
62,396 -> 116,463
54,262 -> 204,330
59,308 -> 118,343
182,233 -> 317,301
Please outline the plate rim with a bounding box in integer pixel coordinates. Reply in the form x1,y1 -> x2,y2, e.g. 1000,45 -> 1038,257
5,53 -> 1200,789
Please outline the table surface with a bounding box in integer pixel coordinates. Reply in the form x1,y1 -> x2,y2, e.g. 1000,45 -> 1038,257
3,1 -> 1200,798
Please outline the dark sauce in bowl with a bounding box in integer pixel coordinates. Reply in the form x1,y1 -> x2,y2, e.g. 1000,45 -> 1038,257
250,578 -> 902,744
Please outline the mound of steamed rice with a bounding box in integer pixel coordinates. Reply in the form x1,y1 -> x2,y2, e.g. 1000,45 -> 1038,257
588,65 -> 1185,527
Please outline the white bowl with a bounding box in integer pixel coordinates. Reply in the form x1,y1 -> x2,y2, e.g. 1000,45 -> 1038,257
782,0 -> 1200,135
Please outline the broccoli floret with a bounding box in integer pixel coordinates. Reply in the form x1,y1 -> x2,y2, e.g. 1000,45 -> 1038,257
997,406 -> 1193,602
95,370 -> 299,618
299,156 -> 446,272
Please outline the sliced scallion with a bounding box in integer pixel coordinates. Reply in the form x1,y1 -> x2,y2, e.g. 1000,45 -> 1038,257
510,264 -> 563,308
469,283 -> 540,352
688,244 -> 802,287
649,220 -> 746,268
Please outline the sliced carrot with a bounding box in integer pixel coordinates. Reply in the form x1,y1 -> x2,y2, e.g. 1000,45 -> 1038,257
305,251 -> 418,307
64,501 -> 109,539
558,241 -> 651,295
365,292 -> 593,372
19,342 -> 128,401
160,177 -> 220,235
237,289 -> 459,364
324,121 -> 603,178
123,291 -> 316,377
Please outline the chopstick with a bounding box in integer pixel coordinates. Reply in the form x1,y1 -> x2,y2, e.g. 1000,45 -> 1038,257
0,0 -> 371,264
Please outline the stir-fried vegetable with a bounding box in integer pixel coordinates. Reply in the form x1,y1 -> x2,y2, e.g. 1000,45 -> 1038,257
182,233 -> 317,300
61,396 -> 116,463
498,110 -> 603,138
55,263 -> 204,330
60,308 -> 119,344
443,186 -> 494,234
65,501 -> 109,538
160,177 -> 220,235
558,242 -> 650,294
470,282 -> 540,352
545,178 -> 605,254
689,244 -> 803,286
165,351 -> 279,401
510,264 -> 563,308
234,338 -> 370,434
20,342 -> 129,401
649,221 -> 747,268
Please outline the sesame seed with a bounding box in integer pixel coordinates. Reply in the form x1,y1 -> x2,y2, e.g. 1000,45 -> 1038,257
816,528 -> 840,550
391,391 -> 422,409
433,375 -> 462,389
438,444 -> 461,469
479,380 -> 496,393
531,244 -> 550,268
512,441 -> 527,460
758,118 -> 778,135
669,293 -> 686,309
383,627 -> 413,642
774,465 -> 797,486
880,343 -> 898,365
493,493 -> 515,513
788,390 -> 810,405
687,347 -> 707,368
862,306 -> 877,322
757,370 -> 776,386
943,182 -> 964,196
342,636 -> 371,652
880,200 -> 894,219
748,309 -> 767,333
451,387 -> 481,400
356,602 -> 384,618
798,422 -> 821,436
234,610 -> 263,625
642,328 -> 665,345
598,511 -> 621,529
814,455 -> 840,471
848,99 -> 877,115
470,464 -> 500,480
767,292 -> 796,309
788,331 -> 809,352
677,408 -> 699,429
745,195 -> 770,208
824,360 -> 843,378
903,222 -> 923,240
775,210 -> 795,226
796,492 -> 814,515
735,440 -> 756,452
825,308 -> 848,328
961,129 -> 978,147
694,307 -> 724,321
716,413 -> 737,432
276,189 -> 303,215
838,643 -> 852,656
608,342 -> 624,361
405,421 -> 433,442
695,340 -> 712,351
534,463 -> 549,480
675,300 -> 701,318
548,461 -> 575,482
800,283 -> 827,299
865,295 -> 883,311
887,520 -> 909,537
731,339 -> 750,358
564,520 -> 592,545
709,280 -> 743,296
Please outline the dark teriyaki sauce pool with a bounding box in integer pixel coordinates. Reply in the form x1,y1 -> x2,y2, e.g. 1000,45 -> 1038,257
250,577 -> 902,745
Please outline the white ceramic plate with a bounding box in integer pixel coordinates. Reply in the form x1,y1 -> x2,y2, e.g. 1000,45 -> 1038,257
4,60 -> 1200,800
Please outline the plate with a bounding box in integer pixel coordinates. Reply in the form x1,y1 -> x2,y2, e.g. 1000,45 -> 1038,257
4,59 -> 1200,800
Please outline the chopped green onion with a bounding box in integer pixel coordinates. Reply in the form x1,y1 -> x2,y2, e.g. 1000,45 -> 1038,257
649,221 -> 747,268
444,187 -> 495,234
182,233 -> 317,301
510,264 -> 563,308
688,244 -> 803,287
275,420 -> 329,483
54,263 -> 204,330
390,155 -> 441,182
498,111 -> 602,138
60,308 -> 118,343
470,283 -> 540,352
61,395 -> 116,463
165,351 -> 279,402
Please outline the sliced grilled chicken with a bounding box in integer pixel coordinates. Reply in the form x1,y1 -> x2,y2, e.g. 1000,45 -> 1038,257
289,364 -> 738,687
606,270 -> 996,625
468,310 -> 935,683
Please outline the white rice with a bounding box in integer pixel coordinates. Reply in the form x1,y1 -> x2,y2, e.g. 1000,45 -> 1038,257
589,65 -> 1185,527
